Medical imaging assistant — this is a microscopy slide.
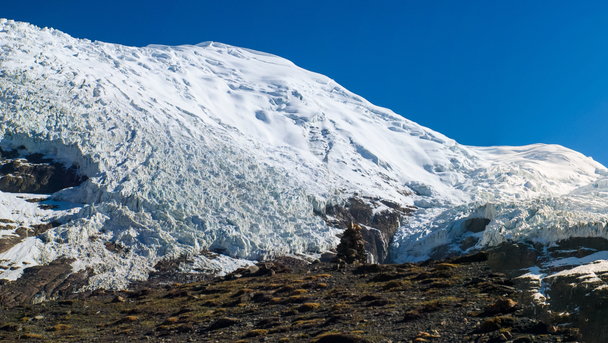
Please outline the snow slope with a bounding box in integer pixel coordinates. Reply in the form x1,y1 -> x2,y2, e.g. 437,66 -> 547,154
0,19 -> 607,289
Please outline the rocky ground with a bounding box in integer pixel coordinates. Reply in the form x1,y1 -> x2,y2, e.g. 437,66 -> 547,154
0,253 -> 581,342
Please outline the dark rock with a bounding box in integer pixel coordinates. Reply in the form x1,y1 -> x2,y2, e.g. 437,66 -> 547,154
474,316 -> 516,333
369,272 -> 403,282
452,251 -> 489,263
104,241 -> 126,254
473,281 -> 516,295
513,318 -> 549,334
30,223 -> 53,235
314,333 -> 371,343
463,218 -> 491,233
296,302 -> 320,312
402,309 -> 422,321
358,294 -> 382,302
0,323 -> 21,332
163,289 -> 189,299
366,299 -> 392,307
251,292 -> 273,303
352,264 -> 387,274
322,315 -> 345,326
0,258 -> 90,307
321,197 -> 413,263
459,236 -> 480,250
255,318 -> 279,329
366,209 -> 401,261
549,237 -> 608,259
320,252 -> 337,262
345,198 -> 374,223
208,317 -> 239,331
482,298 -> 519,316
0,150 -> 87,194
252,261 -> 290,276
487,243 -> 538,272
129,288 -> 151,299
145,255 -> 212,285
224,259 -> 295,280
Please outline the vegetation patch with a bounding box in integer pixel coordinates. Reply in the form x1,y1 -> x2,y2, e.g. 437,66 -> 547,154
0,257 -> 581,342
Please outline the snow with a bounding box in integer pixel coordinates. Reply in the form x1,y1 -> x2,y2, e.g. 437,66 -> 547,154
0,192 -> 58,227
1,19 -> 608,289
0,237 -> 42,280
517,266 -> 548,303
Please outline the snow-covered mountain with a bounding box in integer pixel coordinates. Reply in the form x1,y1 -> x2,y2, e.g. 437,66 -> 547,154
1,19 -> 608,298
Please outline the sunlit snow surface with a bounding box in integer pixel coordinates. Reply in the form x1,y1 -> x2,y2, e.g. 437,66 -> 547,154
1,19 -> 608,289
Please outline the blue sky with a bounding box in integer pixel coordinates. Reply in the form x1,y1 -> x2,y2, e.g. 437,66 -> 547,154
4,1 -> 608,165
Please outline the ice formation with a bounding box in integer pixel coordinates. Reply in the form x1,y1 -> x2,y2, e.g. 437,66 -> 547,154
1,19 -> 608,289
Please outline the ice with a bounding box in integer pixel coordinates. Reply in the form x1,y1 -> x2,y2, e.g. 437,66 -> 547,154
1,19 -> 608,289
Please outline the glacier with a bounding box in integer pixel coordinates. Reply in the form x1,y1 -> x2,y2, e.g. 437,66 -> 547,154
1,19 -> 608,290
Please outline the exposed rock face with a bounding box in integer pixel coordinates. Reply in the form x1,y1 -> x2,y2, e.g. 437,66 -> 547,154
426,216 -> 492,260
487,243 -> 539,273
322,197 -> 414,263
478,238 -> 608,343
0,148 -> 89,307
0,258 -> 90,307
537,237 -> 608,343
463,217 -> 491,233
0,148 -> 87,194
545,275 -> 608,343
548,237 -> 608,259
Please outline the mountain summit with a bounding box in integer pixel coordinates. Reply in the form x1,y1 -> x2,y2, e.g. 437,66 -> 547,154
1,18 -> 608,303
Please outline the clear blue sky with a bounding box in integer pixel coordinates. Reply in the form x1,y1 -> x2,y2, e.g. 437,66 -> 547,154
4,1 -> 608,165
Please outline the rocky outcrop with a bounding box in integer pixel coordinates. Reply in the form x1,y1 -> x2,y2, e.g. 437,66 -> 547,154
544,274 -> 608,343
320,197 -> 414,263
0,148 -> 89,307
0,148 -> 87,194
0,258 -> 90,307
487,242 -> 539,273
475,238 -> 608,343
463,217 -> 491,233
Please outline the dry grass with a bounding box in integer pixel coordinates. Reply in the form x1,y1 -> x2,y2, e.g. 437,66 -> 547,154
22,332 -> 45,339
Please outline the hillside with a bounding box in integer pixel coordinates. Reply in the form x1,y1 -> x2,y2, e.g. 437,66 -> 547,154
1,19 -> 608,340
